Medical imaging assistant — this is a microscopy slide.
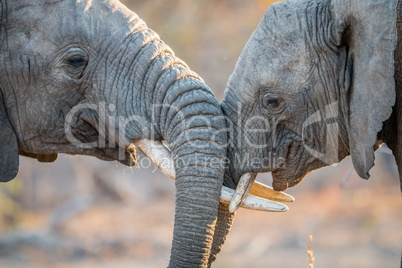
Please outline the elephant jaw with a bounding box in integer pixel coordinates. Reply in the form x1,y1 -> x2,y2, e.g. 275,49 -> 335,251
271,169 -> 308,192
133,139 -> 294,213
272,177 -> 290,192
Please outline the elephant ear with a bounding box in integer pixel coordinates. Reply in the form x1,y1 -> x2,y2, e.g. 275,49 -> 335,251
0,90 -> 19,182
330,0 -> 397,179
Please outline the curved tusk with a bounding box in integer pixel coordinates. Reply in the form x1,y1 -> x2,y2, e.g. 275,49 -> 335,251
229,173 -> 257,213
250,181 -> 294,203
134,139 -> 175,179
221,187 -> 288,212
132,140 -> 290,213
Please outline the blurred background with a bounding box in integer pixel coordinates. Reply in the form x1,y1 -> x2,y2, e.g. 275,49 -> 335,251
0,0 -> 400,267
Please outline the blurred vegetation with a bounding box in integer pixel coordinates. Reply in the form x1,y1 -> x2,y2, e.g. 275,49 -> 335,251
0,1 -> 400,268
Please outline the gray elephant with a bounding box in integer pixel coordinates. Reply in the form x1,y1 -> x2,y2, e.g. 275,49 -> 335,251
221,0 -> 401,212
0,0 -> 289,266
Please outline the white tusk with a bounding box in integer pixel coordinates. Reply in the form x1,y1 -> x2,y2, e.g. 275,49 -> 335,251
134,139 -> 175,179
229,173 -> 257,213
132,140 -> 290,213
221,187 -> 288,212
250,181 -> 294,203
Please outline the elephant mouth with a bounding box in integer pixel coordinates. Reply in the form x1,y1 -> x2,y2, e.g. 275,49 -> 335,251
69,123 -> 136,166
268,138 -> 309,191
63,107 -> 137,166
272,178 -> 290,192
271,173 -> 300,191
270,142 -> 320,192
273,168 -> 311,190
95,145 -> 137,166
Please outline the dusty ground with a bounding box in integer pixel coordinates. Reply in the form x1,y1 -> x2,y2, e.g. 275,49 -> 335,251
0,147 -> 400,268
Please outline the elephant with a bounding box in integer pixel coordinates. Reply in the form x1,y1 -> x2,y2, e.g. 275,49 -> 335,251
221,0 -> 401,212
0,0 -> 292,266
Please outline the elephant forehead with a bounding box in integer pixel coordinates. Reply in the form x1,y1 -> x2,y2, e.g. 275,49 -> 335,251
6,0 -> 147,50
249,39 -> 312,91
229,0 -> 313,99
257,1 -> 313,90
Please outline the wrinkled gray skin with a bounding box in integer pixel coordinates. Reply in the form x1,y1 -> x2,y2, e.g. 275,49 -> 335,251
221,0 -> 402,192
0,0 -> 233,267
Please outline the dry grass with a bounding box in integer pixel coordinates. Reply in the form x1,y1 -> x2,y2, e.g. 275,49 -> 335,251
307,235 -> 315,268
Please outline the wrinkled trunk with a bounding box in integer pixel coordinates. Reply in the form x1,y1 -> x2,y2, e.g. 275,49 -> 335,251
100,22 -> 228,266
208,203 -> 235,266
157,74 -> 226,267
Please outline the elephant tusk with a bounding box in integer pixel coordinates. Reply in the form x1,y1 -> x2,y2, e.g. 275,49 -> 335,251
229,173 -> 257,213
221,187 -> 288,212
134,139 -> 175,179
250,181 -> 294,203
133,139 -> 291,213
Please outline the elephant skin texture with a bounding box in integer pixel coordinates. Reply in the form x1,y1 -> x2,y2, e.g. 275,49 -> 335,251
221,0 -> 401,265
221,0 -> 401,191
0,0 -> 232,267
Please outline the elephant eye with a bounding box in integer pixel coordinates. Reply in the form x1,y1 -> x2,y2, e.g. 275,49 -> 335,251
64,54 -> 88,78
67,56 -> 87,68
262,94 -> 284,114
267,98 -> 279,107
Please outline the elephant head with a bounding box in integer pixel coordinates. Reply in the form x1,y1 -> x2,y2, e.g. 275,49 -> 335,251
221,0 -> 397,206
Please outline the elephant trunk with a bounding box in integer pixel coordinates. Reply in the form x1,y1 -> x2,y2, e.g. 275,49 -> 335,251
208,203 -> 235,266
104,25 -> 228,265
156,72 -> 227,267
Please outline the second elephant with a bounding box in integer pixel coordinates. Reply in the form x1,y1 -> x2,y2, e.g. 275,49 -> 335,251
222,0 -> 401,196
